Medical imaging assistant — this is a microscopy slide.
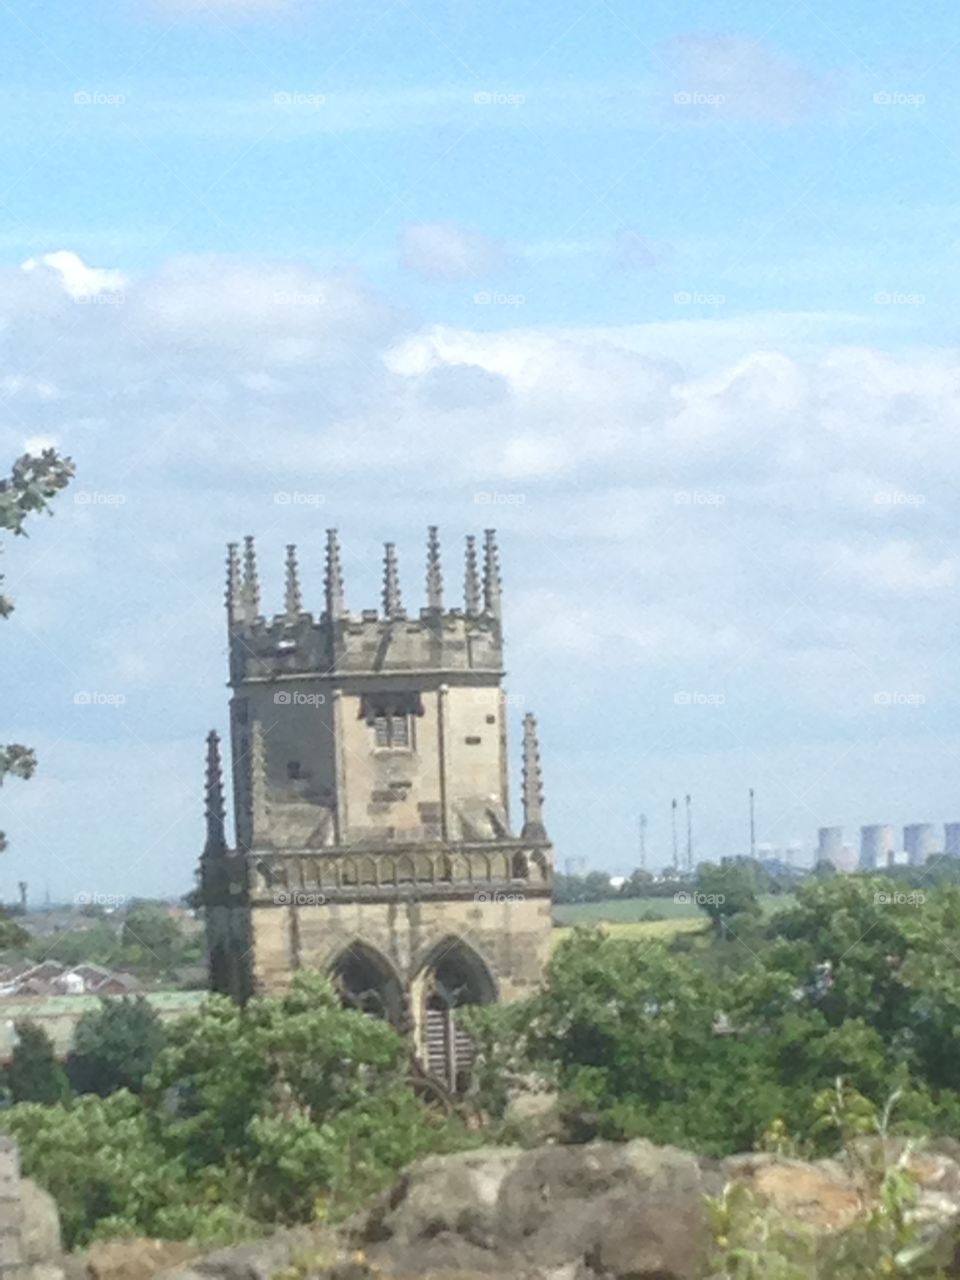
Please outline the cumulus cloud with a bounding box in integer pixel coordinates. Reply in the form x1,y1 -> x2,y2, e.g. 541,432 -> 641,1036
399,222 -> 508,281
4,247 -> 960,891
21,250 -> 127,300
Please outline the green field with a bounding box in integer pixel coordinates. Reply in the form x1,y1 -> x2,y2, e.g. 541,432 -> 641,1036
551,894 -> 794,946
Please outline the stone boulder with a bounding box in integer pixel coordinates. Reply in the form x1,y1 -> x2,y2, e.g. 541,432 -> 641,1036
353,1139 -> 721,1279
149,1137 -> 960,1280
20,1178 -> 63,1265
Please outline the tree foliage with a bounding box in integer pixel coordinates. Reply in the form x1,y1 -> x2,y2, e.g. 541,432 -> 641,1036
0,449 -> 74,850
0,973 -> 465,1248
67,996 -> 167,1096
5,1019 -> 69,1105
472,877 -> 960,1158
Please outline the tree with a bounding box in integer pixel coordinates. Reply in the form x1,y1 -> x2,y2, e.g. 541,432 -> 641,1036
5,1019 -> 69,1104
147,971 -> 457,1221
0,450 -> 74,850
67,997 -> 167,1096
121,903 -> 181,971
695,861 -> 760,936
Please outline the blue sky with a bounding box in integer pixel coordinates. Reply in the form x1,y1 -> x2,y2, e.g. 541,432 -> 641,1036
3,0 -> 960,898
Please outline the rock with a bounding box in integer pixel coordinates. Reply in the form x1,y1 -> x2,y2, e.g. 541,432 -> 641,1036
20,1178 -> 62,1263
159,1226 -> 337,1280
82,1239 -> 199,1280
722,1154 -> 863,1232
355,1139 -> 718,1279
152,1137 -> 960,1280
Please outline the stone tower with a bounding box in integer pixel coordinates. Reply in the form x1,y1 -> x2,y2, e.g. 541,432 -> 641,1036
201,528 -> 553,1086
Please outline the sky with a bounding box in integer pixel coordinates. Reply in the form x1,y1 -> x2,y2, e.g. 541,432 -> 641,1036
2,0 -> 960,899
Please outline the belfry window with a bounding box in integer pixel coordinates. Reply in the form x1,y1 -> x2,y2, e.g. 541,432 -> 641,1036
362,692 -> 422,749
374,713 -> 410,748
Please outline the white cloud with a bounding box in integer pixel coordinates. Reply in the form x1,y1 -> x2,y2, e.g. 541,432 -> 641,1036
399,222 -> 507,281
5,247 -> 960,890
21,250 -> 127,300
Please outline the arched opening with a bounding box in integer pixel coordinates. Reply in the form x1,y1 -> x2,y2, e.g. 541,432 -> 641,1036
330,943 -> 404,1027
418,938 -> 497,1093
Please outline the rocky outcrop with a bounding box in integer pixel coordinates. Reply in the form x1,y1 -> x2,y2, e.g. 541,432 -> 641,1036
145,1137 -> 960,1280
354,1140 -> 721,1279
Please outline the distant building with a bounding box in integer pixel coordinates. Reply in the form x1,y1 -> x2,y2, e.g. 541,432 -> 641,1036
0,961 -> 139,999
860,824 -> 896,870
816,827 -> 844,869
904,823 -> 940,866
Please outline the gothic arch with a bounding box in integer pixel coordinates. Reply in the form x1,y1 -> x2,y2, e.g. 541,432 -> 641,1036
328,941 -> 405,1027
412,936 -> 498,1092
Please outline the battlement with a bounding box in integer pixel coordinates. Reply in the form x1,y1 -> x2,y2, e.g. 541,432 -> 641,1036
227,528 -> 504,685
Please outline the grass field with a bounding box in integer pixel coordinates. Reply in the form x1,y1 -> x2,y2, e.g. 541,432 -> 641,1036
551,894 -> 794,947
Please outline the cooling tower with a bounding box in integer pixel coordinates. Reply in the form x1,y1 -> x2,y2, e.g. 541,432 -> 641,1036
860,824 -> 896,871
904,823 -> 939,867
945,823 -> 960,857
817,826 -> 844,868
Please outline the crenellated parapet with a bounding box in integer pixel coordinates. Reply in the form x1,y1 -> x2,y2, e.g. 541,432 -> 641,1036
227,528 -> 504,684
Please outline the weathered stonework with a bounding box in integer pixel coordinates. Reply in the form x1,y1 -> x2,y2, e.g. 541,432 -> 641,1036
0,1139 -> 63,1280
200,529 -> 554,1084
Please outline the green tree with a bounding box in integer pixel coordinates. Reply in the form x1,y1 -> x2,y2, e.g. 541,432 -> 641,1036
695,861 -> 760,936
121,903 -> 181,970
146,971 -> 458,1221
0,450 -> 74,851
5,1020 -> 69,1104
67,997 -> 167,1096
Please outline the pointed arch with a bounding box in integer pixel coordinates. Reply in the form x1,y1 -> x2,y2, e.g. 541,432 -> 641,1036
358,855 -> 378,886
329,941 -> 404,1026
413,936 -> 498,1093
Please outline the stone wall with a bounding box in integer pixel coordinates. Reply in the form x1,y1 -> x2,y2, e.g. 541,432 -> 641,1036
247,892 -> 553,1003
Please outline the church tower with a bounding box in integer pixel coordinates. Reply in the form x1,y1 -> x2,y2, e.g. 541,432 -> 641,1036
201,528 -> 554,1086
